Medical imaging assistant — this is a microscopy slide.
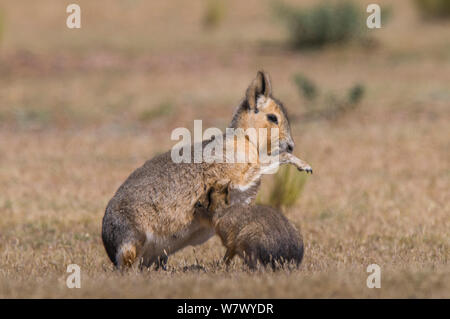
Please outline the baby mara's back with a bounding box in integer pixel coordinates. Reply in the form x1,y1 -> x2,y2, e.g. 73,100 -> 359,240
219,205 -> 304,269
195,193 -> 304,269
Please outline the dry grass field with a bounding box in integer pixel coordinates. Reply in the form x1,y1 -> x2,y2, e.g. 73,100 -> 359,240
0,0 -> 449,298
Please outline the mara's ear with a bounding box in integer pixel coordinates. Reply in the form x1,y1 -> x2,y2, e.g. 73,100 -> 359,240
215,179 -> 231,192
245,70 -> 272,111
216,180 -> 231,205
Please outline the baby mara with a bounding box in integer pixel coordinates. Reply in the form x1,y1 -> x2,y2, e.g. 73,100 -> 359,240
195,182 -> 304,270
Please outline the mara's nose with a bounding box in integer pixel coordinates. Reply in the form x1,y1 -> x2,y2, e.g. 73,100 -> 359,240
287,143 -> 294,153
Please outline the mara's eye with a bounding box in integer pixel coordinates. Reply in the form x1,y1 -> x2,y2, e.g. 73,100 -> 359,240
267,114 -> 278,124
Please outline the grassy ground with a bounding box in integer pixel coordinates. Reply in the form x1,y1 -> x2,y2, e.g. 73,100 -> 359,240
0,0 -> 449,298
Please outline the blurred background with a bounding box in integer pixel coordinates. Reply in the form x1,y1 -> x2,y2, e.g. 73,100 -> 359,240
0,0 -> 448,298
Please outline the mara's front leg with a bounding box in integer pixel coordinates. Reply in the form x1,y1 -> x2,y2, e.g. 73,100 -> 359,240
278,152 -> 313,174
247,153 -> 312,182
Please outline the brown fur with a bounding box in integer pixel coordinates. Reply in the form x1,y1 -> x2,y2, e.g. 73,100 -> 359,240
195,185 -> 304,269
102,71 -> 311,269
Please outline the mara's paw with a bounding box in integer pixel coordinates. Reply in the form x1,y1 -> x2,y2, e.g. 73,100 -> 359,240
298,165 -> 313,174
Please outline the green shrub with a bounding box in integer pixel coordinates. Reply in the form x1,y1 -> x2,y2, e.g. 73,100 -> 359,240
139,101 -> 174,122
14,107 -> 52,128
203,0 -> 226,30
414,0 -> 450,19
348,84 -> 365,105
273,1 -> 365,49
259,165 -> 308,209
293,74 -> 317,102
293,73 -> 365,121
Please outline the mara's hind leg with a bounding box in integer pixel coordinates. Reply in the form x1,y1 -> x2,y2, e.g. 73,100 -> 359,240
116,239 -> 145,270
102,210 -> 145,269
102,211 -> 146,270
117,242 -> 138,268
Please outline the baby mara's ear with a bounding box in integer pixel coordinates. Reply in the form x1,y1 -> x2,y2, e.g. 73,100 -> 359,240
199,186 -> 218,212
216,180 -> 231,193
215,181 -> 231,205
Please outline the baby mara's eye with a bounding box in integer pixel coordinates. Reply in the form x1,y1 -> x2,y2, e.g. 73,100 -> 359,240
267,114 -> 278,124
